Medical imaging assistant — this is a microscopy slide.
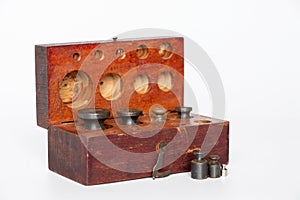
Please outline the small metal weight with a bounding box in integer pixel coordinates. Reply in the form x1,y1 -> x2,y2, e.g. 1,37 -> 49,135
78,108 -> 110,130
175,106 -> 192,119
152,107 -> 167,122
209,155 -> 223,178
117,108 -> 142,125
222,164 -> 228,177
191,150 -> 208,180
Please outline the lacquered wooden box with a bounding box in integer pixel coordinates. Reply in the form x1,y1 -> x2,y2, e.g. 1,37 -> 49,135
35,37 -> 229,185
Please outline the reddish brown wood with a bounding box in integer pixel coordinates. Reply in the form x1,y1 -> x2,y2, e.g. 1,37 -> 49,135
36,37 -> 184,129
48,113 -> 229,185
36,37 -> 230,186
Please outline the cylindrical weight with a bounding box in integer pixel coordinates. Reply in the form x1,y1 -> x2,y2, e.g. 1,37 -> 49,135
191,150 -> 208,180
209,155 -> 222,178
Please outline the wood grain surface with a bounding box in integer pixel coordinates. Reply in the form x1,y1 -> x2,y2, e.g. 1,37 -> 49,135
48,113 -> 229,185
36,37 -> 184,128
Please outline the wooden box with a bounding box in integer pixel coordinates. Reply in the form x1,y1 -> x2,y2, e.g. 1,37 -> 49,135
35,37 -> 229,185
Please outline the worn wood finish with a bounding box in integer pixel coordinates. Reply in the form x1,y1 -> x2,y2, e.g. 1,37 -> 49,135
48,113 -> 229,185
35,46 -> 48,127
36,37 -> 184,129
36,37 -> 230,186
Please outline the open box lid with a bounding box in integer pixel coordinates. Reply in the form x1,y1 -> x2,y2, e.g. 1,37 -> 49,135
35,37 -> 184,129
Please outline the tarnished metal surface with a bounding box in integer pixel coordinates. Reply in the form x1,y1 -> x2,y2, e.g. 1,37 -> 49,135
209,155 -> 222,178
78,108 -> 110,130
191,150 -> 208,180
175,106 -> 192,119
117,108 -> 142,126
152,142 -> 171,179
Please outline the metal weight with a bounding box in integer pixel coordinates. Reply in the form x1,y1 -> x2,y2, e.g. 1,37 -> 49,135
117,108 -> 142,125
175,106 -> 192,119
209,155 -> 222,178
152,107 -> 167,122
191,150 -> 208,180
222,164 -> 228,177
78,108 -> 110,130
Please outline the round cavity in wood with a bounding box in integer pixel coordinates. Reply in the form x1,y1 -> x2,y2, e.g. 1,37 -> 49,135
115,48 -> 126,60
94,50 -> 104,61
159,42 -> 173,59
99,73 -> 122,100
134,74 -> 150,94
195,120 -> 212,124
157,71 -> 173,92
72,52 -> 81,62
59,70 -> 93,108
136,44 -> 149,59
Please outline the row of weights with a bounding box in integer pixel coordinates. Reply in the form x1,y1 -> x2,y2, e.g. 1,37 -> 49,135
191,150 -> 227,179
77,106 -> 193,130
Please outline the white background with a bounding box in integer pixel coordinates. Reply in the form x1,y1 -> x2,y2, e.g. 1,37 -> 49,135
0,0 -> 300,199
